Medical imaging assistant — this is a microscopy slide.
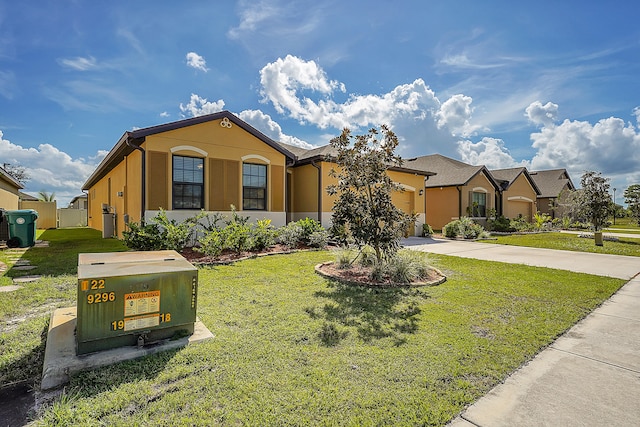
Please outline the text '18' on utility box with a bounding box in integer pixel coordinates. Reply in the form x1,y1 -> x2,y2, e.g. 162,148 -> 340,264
76,250 -> 198,355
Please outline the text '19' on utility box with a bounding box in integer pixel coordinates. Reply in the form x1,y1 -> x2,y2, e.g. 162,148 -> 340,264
76,250 -> 198,355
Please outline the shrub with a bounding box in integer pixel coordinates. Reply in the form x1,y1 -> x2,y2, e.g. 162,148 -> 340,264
122,208 -> 200,251
335,248 -> 356,269
487,215 -> 513,232
196,229 -> 226,257
308,229 -> 329,249
443,217 -> 485,239
422,223 -> 434,237
297,217 -> 325,244
277,222 -> 303,249
510,216 -> 534,232
533,212 -> 552,230
224,222 -> 252,253
122,221 -> 166,251
251,219 -> 277,250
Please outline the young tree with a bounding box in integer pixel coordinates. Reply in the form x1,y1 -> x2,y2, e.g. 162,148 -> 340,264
327,125 -> 414,263
624,184 -> 640,225
578,171 -> 611,233
2,163 -> 29,184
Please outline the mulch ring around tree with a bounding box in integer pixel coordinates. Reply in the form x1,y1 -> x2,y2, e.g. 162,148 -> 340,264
315,262 -> 447,288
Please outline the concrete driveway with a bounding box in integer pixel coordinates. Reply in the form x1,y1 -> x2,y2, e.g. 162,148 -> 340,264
402,237 -> 640,427
402,236 -> 639,280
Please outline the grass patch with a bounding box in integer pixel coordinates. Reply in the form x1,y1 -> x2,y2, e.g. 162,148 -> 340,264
486,232 -> 640,256
0,228 -> 127,385
22,244 -> 623,426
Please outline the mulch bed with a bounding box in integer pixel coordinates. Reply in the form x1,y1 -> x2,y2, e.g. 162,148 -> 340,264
315,262 -> 446,288
180,244 -> 312,265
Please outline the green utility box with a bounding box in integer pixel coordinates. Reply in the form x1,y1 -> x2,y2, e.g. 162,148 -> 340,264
6,209 -> 38,248
76,250 -> 198,355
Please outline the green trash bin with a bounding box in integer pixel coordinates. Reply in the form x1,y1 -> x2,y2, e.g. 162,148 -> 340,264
6,209 -> 38,248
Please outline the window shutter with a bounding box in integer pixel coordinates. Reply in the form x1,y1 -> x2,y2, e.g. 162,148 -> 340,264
147,151 -> 168,210
225,160 -> 239,209
209,158 -> 224,210
271,165 -> 284,212
209,159 -> 239,211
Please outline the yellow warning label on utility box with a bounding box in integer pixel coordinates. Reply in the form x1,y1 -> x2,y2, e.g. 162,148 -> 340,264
124,290 -> 160,317
124,314 -> 160,331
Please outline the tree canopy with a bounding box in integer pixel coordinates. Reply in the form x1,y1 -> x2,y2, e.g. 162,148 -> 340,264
327,125 -> 414,263
624,184 -> 640,225
578,171 -> 611,232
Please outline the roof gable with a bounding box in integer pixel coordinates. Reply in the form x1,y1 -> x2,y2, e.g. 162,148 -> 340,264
404,154 -> 499,189
0,167 -> 24,190
529,169 -> 575,198
83,111 -> 296,190
491,167 -> 540,194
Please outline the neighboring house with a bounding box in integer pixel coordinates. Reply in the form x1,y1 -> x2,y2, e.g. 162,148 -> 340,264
0,167 -> 23,210
490,167 -> 540,222
404,154 -> 500,229
18,191 -> 38,203
69,195 -> 88,209
83,111 -> 436,238
83,111 -> 297,238
529,169 -> 576,219
277,142 -> 435,235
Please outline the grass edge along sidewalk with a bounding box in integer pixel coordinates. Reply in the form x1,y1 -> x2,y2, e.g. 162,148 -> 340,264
0,234 -> 619,426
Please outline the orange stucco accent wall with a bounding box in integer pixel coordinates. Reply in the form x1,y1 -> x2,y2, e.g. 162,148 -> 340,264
425,187 -> 460,230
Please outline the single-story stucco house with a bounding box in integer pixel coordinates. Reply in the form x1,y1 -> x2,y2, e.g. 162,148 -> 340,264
82,111 -> 436,238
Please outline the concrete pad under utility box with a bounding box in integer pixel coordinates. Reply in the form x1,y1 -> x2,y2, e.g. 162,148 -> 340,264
41,306 -> 213,390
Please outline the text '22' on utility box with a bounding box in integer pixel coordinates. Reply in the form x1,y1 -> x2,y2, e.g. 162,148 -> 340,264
76,250 -> 197,355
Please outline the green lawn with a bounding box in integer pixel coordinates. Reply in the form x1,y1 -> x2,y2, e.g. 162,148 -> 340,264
0,229 -> 624,426
0,229 -> 127,385
485,232 -> 640,257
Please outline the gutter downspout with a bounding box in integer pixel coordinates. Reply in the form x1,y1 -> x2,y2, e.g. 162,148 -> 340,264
126,136 -> 146,225
457,186 -> 462,218
310,160 -> 322,224
285,158 -> 295,223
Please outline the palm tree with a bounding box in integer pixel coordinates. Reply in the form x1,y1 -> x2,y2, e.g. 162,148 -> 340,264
38,191 -> 56,202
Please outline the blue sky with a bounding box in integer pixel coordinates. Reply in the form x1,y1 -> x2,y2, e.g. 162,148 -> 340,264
1,1 -> 639,206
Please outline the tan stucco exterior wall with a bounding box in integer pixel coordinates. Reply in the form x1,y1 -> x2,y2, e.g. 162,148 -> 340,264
87,118 -> 289,237
502,175 -> 537,221
289,161 -> 426,235
0,179 -> 19,210
460,173 -> 495,217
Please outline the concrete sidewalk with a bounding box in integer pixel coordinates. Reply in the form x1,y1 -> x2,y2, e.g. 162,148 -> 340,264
402,237 -> 640,427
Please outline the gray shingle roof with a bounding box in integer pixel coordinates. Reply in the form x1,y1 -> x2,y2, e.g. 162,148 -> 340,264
404,154 -> 496,188
529,169 -> 575,198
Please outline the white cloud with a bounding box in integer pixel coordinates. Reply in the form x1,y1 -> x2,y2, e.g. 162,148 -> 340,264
179,94 -> 225,117
258,55 -> 487,157
160,111 -> 169,118
457,137 -> 528,169
436,94 -> 479,136
228,0 -> 279,39
185,52 -> 208,72
633,107 -> 640,125
530,116 -> 640,181
58,56 -> 98,71
0,130 -> 106,206
525,101 -> 559,127
238,109 -> 313,149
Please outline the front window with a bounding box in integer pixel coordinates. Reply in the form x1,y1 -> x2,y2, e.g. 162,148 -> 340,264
471,192 -> 486,217
243,163 -> 267,210
173,155 -> 204,209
